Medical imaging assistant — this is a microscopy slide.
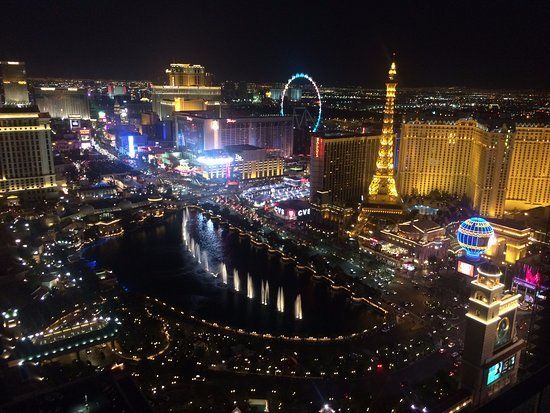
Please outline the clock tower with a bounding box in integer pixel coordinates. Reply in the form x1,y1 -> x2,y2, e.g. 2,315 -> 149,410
461,262 -> 524,406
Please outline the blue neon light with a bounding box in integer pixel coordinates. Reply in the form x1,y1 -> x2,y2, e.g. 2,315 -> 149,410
127,135 -> 135,158
456,217 -> 494,260
280,73 -> 322,132
487,355 -> 516,385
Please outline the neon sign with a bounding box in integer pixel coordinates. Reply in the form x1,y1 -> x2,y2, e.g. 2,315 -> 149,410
274,206 -> 310,219
457,261 -> 475,277
127,135 -> 135,158
196,155 -> 233,166
487,355 -> 516,385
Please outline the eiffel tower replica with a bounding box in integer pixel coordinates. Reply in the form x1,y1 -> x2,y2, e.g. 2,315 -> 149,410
353,60 -> 403,233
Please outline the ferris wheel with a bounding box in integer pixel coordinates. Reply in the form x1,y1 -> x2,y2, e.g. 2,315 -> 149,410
280,73 -> 322,132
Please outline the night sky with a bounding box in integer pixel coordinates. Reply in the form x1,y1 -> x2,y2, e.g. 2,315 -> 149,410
1,0 -> 549,89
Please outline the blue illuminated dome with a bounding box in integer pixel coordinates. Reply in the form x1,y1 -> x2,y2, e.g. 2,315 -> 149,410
457,217 -> 494,260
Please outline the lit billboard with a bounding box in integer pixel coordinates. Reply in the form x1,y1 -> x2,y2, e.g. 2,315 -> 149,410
487,355 -> 516,385
457,260 -> 475,277
127,135 -> 135,158
273,200 -> 311,221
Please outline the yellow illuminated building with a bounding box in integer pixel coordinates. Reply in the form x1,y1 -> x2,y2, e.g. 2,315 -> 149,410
166,63 -> 212,87
152,63 -> 221,119
505,125 -> 550,211
0,110 -> 56,199
0,61 -> 56,200
368,61 -> 399,203
240,158 -> 283,180
396,119 -> 547,217
173,97 -> 207,112
486,220 -> 530,264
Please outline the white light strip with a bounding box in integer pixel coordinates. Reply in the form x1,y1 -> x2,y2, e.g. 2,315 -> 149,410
468,297 -> 500,308
471,280 -> 504,291
465,313 -> 500,325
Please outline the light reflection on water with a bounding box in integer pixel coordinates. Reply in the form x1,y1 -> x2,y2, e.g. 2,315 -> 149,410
86,210 -> 382,335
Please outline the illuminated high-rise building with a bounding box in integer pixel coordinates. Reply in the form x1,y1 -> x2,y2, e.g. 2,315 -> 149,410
0,62 -> 56,201
310,132 -> 379,220
475,128 -> 514,218
165,63 -> 212,87
0,61 -> 30,107
35,87 -> 91,120
460,262 -> 524,405
398,120 -> 493,206
367,60 -> 399,204
397,120 -> 549,217
174,111 -> 294,156
0,108 -> 56,200
152,63 -> 221,119
504,125 -> 550,211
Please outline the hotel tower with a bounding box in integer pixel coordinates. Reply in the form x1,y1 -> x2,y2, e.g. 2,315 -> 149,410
461,262 -> 524,405
0,62 -> 56,202
397,120 -> 549,216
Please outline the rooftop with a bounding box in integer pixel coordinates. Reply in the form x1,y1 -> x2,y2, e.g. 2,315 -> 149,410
313,131 -> 379,139
477,262 -> 501,277
175,110 -> 291,121
0,105 -> 42,115
488,218 -> 530,231
276,199 -> 311,209
225,144 -> 262,153
411,219 -> 442,232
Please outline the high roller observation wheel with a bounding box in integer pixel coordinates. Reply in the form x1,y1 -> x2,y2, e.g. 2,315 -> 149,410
280,73 -> 322,132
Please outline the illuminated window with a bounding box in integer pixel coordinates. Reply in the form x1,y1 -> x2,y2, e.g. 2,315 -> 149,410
474,291 -> 487,302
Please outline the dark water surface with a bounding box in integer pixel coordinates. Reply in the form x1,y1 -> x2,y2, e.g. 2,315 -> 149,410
86,210 -> 382,336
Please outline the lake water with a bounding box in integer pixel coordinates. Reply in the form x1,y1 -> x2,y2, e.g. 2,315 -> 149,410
86,209 -> 382,336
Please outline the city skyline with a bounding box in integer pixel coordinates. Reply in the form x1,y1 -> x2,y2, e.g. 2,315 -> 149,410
0,3 -> 548,412
1,1 -> 549,89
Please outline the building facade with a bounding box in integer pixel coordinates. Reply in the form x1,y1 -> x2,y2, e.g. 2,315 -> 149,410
0,61 -> 30,106
226,145 -> 284,180
34,87 -> 91,120
310,133 -> 379,209
152,63 -> 221,120
152,86 -> 219,119
398,119 -> 487,202
380,219 -> 450,262
397,119 -> 548,217
237,157 -> 284,180
0,109 -> 56,199
166,63 -> 212,87
505,125 -> 550,211
486,219 -> 531,264
474,129 -> 513,218
460,262 -> 524,406
194,145 -> 283,181
174,112 -> 294,156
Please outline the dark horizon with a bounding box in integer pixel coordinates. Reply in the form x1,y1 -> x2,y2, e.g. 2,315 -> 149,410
2,0 -> 549,90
